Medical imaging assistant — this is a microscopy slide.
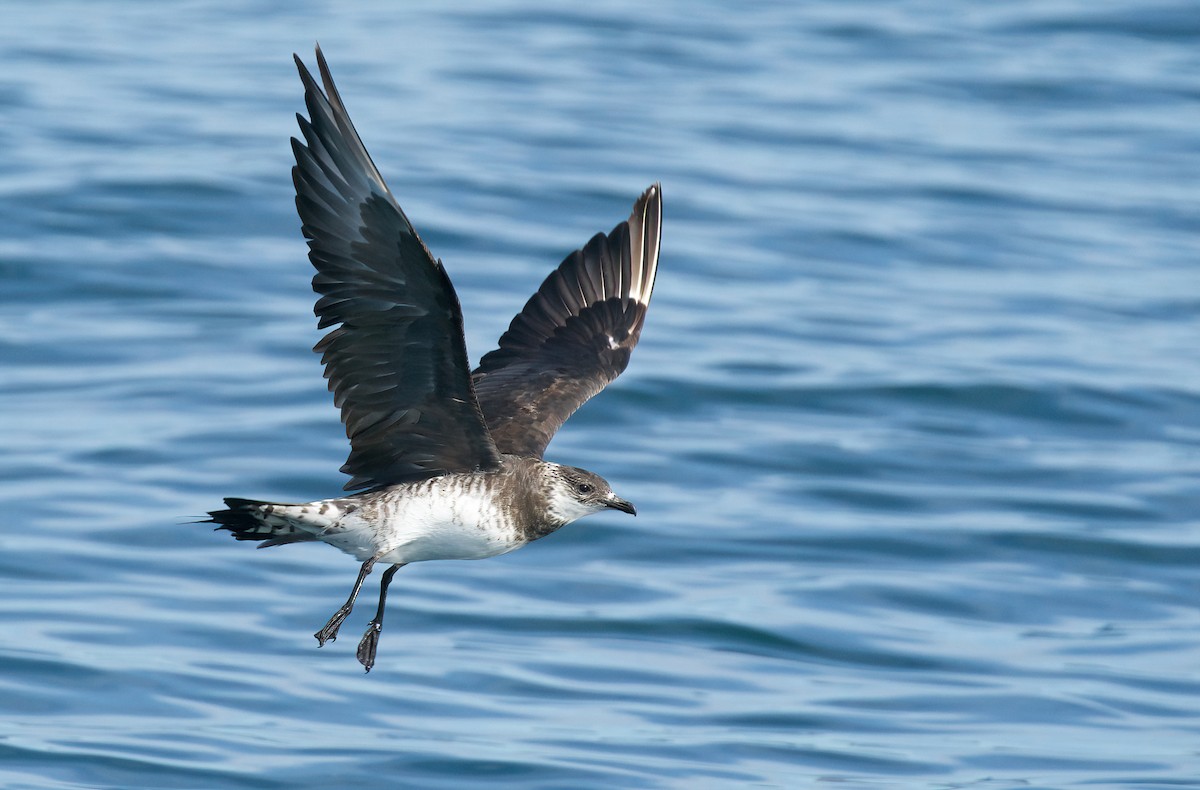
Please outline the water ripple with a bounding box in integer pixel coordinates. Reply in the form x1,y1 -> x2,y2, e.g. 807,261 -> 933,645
3,0 -> 1199,787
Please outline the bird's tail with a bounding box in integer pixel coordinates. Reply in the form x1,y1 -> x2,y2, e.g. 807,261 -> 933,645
206,497 -> 321,549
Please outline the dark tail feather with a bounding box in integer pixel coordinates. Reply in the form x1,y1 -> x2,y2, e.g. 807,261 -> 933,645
206,497 -> 313,548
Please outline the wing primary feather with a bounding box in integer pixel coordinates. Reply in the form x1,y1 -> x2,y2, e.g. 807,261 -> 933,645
471,184 -> 662,458
291,46 -> 501,490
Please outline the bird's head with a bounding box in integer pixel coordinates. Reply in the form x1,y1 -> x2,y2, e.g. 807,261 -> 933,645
542,463 -> 636,525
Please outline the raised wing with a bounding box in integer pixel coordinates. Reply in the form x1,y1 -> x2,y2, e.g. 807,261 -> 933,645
471,184 -> 662,458
292,46 -> 501,490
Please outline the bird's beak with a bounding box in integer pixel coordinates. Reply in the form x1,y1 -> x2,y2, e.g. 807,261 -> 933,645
605,495 -> 637,516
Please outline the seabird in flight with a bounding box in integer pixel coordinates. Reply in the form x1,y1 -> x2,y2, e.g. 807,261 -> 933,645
207,46 -> 662,672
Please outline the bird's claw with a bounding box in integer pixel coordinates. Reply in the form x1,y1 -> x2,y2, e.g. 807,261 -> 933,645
314,605 -> 353,646
356,621 -> 383,672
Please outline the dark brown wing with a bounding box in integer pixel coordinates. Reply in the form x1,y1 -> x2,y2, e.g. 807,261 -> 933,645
292,46 -> 501,490
471,184 -> 662,458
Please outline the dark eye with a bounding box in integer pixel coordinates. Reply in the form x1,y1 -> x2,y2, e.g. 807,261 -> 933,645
576,482 -> 594,494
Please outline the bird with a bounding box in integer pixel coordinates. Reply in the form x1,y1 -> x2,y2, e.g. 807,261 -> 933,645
206,45 -> 662,672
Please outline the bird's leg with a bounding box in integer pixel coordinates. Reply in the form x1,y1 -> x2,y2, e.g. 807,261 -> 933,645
314,557 -> 376,646
356,563 -> 406,672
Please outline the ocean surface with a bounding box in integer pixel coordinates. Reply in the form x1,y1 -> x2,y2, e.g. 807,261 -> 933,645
2,2 -> 1198,787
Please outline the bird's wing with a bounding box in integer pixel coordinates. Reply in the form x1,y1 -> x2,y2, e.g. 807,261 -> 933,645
292,46 -> 501,491
471,184 -> 662,458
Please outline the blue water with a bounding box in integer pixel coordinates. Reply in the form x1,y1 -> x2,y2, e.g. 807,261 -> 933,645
2,1 -> 1198,787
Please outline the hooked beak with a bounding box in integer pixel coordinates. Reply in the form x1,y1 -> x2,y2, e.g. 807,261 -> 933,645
605,494 -> 637,516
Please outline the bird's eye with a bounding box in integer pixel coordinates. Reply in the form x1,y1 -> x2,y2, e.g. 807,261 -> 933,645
576,482 -> 594,494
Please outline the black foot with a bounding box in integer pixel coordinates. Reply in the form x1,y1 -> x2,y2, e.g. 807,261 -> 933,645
313,557 -> 378,647
356,620 -> 383,673
314,605 -> 352,647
